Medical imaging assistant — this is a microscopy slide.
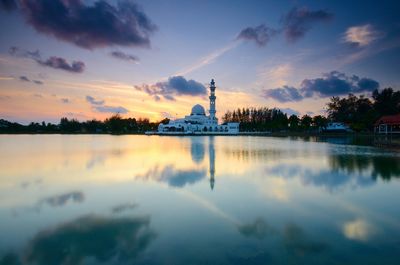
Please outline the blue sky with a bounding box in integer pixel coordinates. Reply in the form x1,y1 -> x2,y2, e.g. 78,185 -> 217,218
0,0 -> 399,123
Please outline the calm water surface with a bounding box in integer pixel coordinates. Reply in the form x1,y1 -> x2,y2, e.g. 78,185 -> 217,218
1,135 -> 400,265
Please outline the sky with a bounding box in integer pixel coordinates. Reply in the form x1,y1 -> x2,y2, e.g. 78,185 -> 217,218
0,0 -> 399,124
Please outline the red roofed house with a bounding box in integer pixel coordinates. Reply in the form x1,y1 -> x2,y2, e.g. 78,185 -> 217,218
374,114 -> 400,134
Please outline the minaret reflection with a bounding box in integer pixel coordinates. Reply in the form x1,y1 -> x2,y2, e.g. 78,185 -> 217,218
209,136 -> 215,190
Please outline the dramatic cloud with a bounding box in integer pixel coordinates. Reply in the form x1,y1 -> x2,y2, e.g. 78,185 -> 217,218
86,95 -> 128,114
37,56 -> 85,73
281,7 -> 333,42
0,0 -> 16,11
237,24 -> 277,46
61,98 -> 69,104
343,24 -> 383,47
33,80 -> 43,85
263,71 -> 379,102
19,75 -> 30,82
110,51 -> 140,63
237,7 -> 333,46
134,76 -> 207,101
19,0 -> 157,49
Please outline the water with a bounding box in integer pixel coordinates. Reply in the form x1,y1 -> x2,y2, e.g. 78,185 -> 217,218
0,135 -> 399,265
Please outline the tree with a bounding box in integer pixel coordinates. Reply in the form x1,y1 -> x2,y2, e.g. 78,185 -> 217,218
300,115 -> 312,129
372,87 -> 400,115
312,115 -> 328,128
288,115 -> 299,130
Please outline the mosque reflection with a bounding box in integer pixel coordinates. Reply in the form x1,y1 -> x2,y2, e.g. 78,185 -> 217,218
137,136 -> 217,190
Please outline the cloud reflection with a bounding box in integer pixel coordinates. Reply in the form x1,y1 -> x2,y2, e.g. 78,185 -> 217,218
137,165 -> 206,188
342,219 -> 377,242
24,214 -> 156,265
39,191 -> 84,207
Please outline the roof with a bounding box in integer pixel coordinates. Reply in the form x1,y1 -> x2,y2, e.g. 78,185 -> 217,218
374,114 -> 400,126
191,104 -> 206,115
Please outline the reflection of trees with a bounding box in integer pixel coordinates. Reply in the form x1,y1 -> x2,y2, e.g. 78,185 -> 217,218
237,218 -> 276,239
23,215 -> 156,265
223,148 -> 286,162
329,154 -> 400,181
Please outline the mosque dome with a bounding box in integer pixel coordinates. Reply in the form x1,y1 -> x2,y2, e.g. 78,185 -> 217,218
191,104 -> 206,115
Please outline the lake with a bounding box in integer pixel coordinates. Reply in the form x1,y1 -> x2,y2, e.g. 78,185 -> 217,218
0,135 -> 400,265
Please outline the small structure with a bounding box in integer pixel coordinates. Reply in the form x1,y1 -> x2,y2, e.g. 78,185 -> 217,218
323,122 -> 351,132
155,79 -> 240,135
374,114 -> 400,134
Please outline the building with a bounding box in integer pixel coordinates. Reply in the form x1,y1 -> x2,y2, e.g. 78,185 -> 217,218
157,79 -> 239,134
374,114 -> 400,134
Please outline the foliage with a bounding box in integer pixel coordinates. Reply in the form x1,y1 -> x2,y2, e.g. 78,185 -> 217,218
0,115 -> 161,134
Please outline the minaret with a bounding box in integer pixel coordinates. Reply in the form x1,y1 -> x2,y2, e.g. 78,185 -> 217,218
209,136 -> 215,190
209,79 -> 216,121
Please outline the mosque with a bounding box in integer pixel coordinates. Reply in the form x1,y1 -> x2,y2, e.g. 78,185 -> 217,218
157,79 -> 240,134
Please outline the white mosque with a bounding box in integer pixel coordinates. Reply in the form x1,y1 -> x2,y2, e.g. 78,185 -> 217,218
156,79 -> 239,134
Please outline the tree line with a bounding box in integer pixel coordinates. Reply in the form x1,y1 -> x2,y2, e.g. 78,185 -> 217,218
0,114 -> 170,134
222,88 -> 400,132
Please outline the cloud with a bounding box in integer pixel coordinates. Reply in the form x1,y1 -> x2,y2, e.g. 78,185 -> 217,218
18,0 -> 157,49
263,71 -> 379,102
0,0 -> 16,11
280,108 -> 300,116
9,46 -> 85,73
37,56 -> 85,73
94,105 -> 129,114
86,95 -> 104,105
343,24 -> 383,47
18,75 -> 43,85
86,95 -> 129,114
135,76 -> 207,101
237,24 -> 277,46
19,75 -> 30,82
236,6 -> 333,47
263,86 -> 303,102
9,46 -> 40,60
110,51 -> 140,63
281,7 -> 333,42
61,98 -> 69,104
